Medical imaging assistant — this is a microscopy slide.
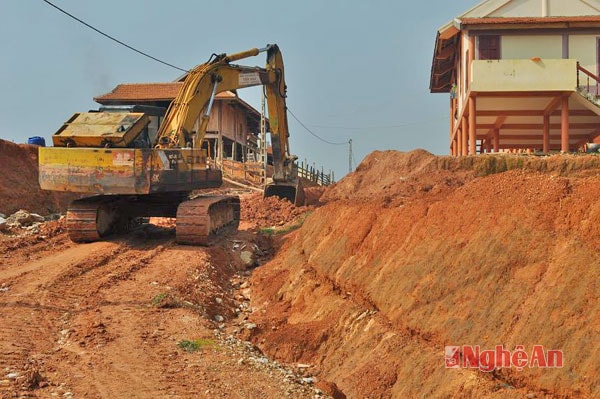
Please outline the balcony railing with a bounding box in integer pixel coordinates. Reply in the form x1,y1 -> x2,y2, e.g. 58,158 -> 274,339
577,62 -> 600,97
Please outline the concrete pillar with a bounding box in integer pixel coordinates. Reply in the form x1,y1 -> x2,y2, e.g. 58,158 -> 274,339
461,117 -> 468,156
469,97 -> 477,155
450,98 -> 455,139
493,128 -> 500,153
561,96 -> 569,153
485,138 -> 492,153
543,113 -> 550,153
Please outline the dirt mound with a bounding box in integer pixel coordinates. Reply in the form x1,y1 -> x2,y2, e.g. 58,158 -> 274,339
240,193 -> 314,230
303,185 -> 327,206
246,150 -> 600,398
0,139 -> 77,216
323,149 -> 600,204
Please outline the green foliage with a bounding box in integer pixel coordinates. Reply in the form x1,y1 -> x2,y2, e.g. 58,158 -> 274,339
151,292 -> 166,305
258,212 -> 312,236
177,338 -> 217,353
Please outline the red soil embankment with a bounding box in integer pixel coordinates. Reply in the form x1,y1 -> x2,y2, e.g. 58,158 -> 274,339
0,139 -> 76,215
246,150 -> 600,398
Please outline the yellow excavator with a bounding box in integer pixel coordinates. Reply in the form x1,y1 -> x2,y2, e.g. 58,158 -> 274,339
38,44 -> 303,245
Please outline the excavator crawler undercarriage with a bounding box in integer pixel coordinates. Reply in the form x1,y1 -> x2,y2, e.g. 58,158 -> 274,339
66,194 -> 240,245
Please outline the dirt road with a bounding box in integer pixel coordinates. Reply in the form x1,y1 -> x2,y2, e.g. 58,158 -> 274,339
0,224 -> 323,398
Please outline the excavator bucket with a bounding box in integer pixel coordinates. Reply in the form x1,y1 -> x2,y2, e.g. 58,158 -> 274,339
264,180 -> 304,206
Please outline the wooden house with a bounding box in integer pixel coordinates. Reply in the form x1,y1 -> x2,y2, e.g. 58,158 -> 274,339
430,0 -> 600,154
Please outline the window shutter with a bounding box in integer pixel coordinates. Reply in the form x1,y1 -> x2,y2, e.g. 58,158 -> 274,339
478,36 -> 500,60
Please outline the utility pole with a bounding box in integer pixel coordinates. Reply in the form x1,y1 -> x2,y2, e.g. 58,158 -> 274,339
348,138 -> 353,173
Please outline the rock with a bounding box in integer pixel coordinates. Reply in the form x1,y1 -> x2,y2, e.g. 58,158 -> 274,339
302,377 -> 315,384
215,297 -> 223,304
239,281 -> 250,289
5,372 -> 18,379
245,323 -> 257,330
240,251 -> 255,267
7,210 -> 44,227
0,213 -> 5,218
45,213 -> 61,221
0,217 -> 7,231
25,370 -> 44,389
214,315 -> 224,322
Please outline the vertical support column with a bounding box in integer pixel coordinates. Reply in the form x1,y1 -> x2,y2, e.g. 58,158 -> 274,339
450,98 -> 455,139
543,113 -> 550,153
485,138 -> 492,153
468,35 -> 475,92
218,102 -> 224,163
461,117 -> 468,156
561,96 -> 569,153
469,97 -> 477,155
493,128 -> 500,153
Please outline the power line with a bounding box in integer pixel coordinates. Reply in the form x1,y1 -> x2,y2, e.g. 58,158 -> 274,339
41,0 -> 189,73
310,116 -> 448,130
287,108 -> 348,146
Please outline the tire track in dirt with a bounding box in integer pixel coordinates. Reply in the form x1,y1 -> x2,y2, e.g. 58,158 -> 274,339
0,238 -> 122,396
0,226 -> 172,393
1,226 -> 323,398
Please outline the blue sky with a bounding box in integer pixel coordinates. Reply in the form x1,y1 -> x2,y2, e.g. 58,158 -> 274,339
0,0 -> 477,179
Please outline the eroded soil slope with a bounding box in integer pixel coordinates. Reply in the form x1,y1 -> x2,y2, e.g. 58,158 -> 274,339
247,150 -> 600,398
0,139 -> 76,215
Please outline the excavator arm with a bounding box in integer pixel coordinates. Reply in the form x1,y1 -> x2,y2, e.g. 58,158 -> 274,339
157,46 -> 275,147
157,44 -> 303,204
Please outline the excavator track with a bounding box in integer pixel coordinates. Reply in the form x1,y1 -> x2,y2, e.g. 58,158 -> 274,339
176,196 -> 240,246
66,197 -> 124,243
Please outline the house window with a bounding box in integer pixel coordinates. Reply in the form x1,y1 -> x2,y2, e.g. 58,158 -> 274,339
478,35 -> 500,60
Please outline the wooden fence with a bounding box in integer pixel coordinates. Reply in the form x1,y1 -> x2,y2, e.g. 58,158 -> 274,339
218,159 -> 334,187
